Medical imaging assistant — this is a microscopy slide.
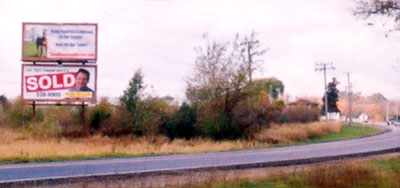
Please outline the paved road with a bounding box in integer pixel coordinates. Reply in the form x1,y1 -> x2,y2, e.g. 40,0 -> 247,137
1,124 -> 400,184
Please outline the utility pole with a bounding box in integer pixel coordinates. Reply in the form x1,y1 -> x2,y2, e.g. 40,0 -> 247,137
315,62 -> 335,121
241,31 -> 266,85
396,103 -> 399,121
346,72 -> 353,126
386,102 -> 389,122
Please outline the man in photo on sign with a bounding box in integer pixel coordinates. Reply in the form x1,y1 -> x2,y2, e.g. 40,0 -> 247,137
69,68 -> 94,93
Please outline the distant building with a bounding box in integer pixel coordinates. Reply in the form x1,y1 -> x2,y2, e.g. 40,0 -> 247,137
327,112 -> 341,120
358,112 -> 368,122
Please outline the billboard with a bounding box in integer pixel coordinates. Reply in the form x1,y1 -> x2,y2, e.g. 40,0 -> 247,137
22,22 -> 97,62
22,64 -> 97,103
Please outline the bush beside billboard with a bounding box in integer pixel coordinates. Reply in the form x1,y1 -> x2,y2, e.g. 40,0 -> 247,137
22,64 -> 97,103
22,22 -> 97,62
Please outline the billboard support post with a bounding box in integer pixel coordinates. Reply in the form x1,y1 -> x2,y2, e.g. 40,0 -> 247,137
31,62 -> 37,121
32,101 -> 36,120
81,102 -> 86,135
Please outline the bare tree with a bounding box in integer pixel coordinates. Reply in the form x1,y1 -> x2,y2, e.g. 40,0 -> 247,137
186,33 -> 283,140
187,38 -> 247,113
356,0 -> 400,30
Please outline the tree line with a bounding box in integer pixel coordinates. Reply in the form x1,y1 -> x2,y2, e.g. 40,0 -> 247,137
0,32 -> 321,140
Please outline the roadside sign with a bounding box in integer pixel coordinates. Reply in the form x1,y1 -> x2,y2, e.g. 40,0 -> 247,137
22,64 -> 97,103
22,22 -> 97,62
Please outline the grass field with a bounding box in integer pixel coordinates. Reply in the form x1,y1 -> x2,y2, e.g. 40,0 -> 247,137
305,123 -> 379,144
184,154 -> 400,188
42,154 -> 400,188
23,41 -> 38,57
0,122 -> 382,164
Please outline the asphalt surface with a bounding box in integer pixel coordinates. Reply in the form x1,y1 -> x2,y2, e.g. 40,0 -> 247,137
1,124 -> 400,185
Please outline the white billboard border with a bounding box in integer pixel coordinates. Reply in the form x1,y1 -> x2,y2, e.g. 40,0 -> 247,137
21,22 -> 98,63
21,63 -> 98,104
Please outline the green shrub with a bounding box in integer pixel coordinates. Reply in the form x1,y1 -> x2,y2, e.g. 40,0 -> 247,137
0,105 -> 6,126
0,94 -> 9,125
89,98 -> 113,134
204,111 -> 241,140
7,98 -> 40,128
0,95 -> 10,111
232,93 -> 285,138
193,90 -> 285,140
283,104 -> 320,123
100,106 -> 133,136
24,115 -> 62,138
164,102 -> 196,140
133,97 -> 170,136
57,106 -> 86,138
99,97 -> 171,137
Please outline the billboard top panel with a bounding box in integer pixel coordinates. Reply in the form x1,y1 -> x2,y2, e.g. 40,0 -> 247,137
22,22 -> 98,63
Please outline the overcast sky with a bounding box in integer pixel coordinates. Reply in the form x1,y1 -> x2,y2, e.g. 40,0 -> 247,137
1,0 -> 400,102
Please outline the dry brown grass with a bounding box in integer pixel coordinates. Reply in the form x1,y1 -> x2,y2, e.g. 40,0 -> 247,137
0,122 -> 340,163
253,122 -> 341,144
35,154 -> 400,188
303,162 -> 379,188
0,126 -> 268,162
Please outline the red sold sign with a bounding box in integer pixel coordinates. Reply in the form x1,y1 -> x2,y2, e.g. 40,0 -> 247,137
25,72 -> 76,92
